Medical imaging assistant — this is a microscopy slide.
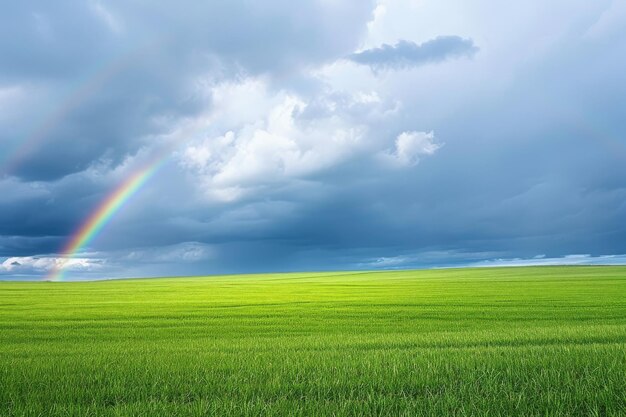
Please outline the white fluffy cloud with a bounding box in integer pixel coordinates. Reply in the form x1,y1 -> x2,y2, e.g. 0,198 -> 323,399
0,256 -> 102,274
179,77 -> 408,201
381,131 -> 441,167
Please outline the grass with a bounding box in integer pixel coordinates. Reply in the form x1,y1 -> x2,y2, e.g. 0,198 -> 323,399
0,266 -> 625,416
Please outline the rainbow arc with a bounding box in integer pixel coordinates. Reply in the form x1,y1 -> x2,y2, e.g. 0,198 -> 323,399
46,160 -> 165,281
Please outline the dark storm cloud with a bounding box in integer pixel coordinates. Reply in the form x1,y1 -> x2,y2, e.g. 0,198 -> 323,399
0,0 -> 375,180
0,171 -> 126,257
348,36 -> 478,71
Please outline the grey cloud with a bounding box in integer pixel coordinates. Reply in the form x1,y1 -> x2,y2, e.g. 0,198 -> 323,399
348,36 -> 478,71
0,1 -> 375,181
2,1 -> 626,280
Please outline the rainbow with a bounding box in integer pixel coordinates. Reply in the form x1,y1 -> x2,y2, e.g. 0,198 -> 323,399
46,160 -> 165,281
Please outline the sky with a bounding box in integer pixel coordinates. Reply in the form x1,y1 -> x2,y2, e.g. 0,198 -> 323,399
1,0 -> 626,280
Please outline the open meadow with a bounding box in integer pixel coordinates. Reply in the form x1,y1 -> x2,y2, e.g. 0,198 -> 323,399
1,266 -> 625,416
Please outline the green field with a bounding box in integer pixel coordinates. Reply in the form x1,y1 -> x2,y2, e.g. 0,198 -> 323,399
1,266 -> 625,416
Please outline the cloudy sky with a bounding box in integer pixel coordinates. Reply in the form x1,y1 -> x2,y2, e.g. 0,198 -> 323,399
1,0 -> 626,280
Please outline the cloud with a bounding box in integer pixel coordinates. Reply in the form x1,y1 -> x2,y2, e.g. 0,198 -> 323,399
348,36 -> 478,71
178,77 -> 403,201
123,242 -> 214,263
0,1 -> 376,181
468,254 -> 626,268
380,131 -> 441,167
2,1 -> 626,280
358,252 -> 626,271
0,256 -> 102,275
0,242 -> 213,280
